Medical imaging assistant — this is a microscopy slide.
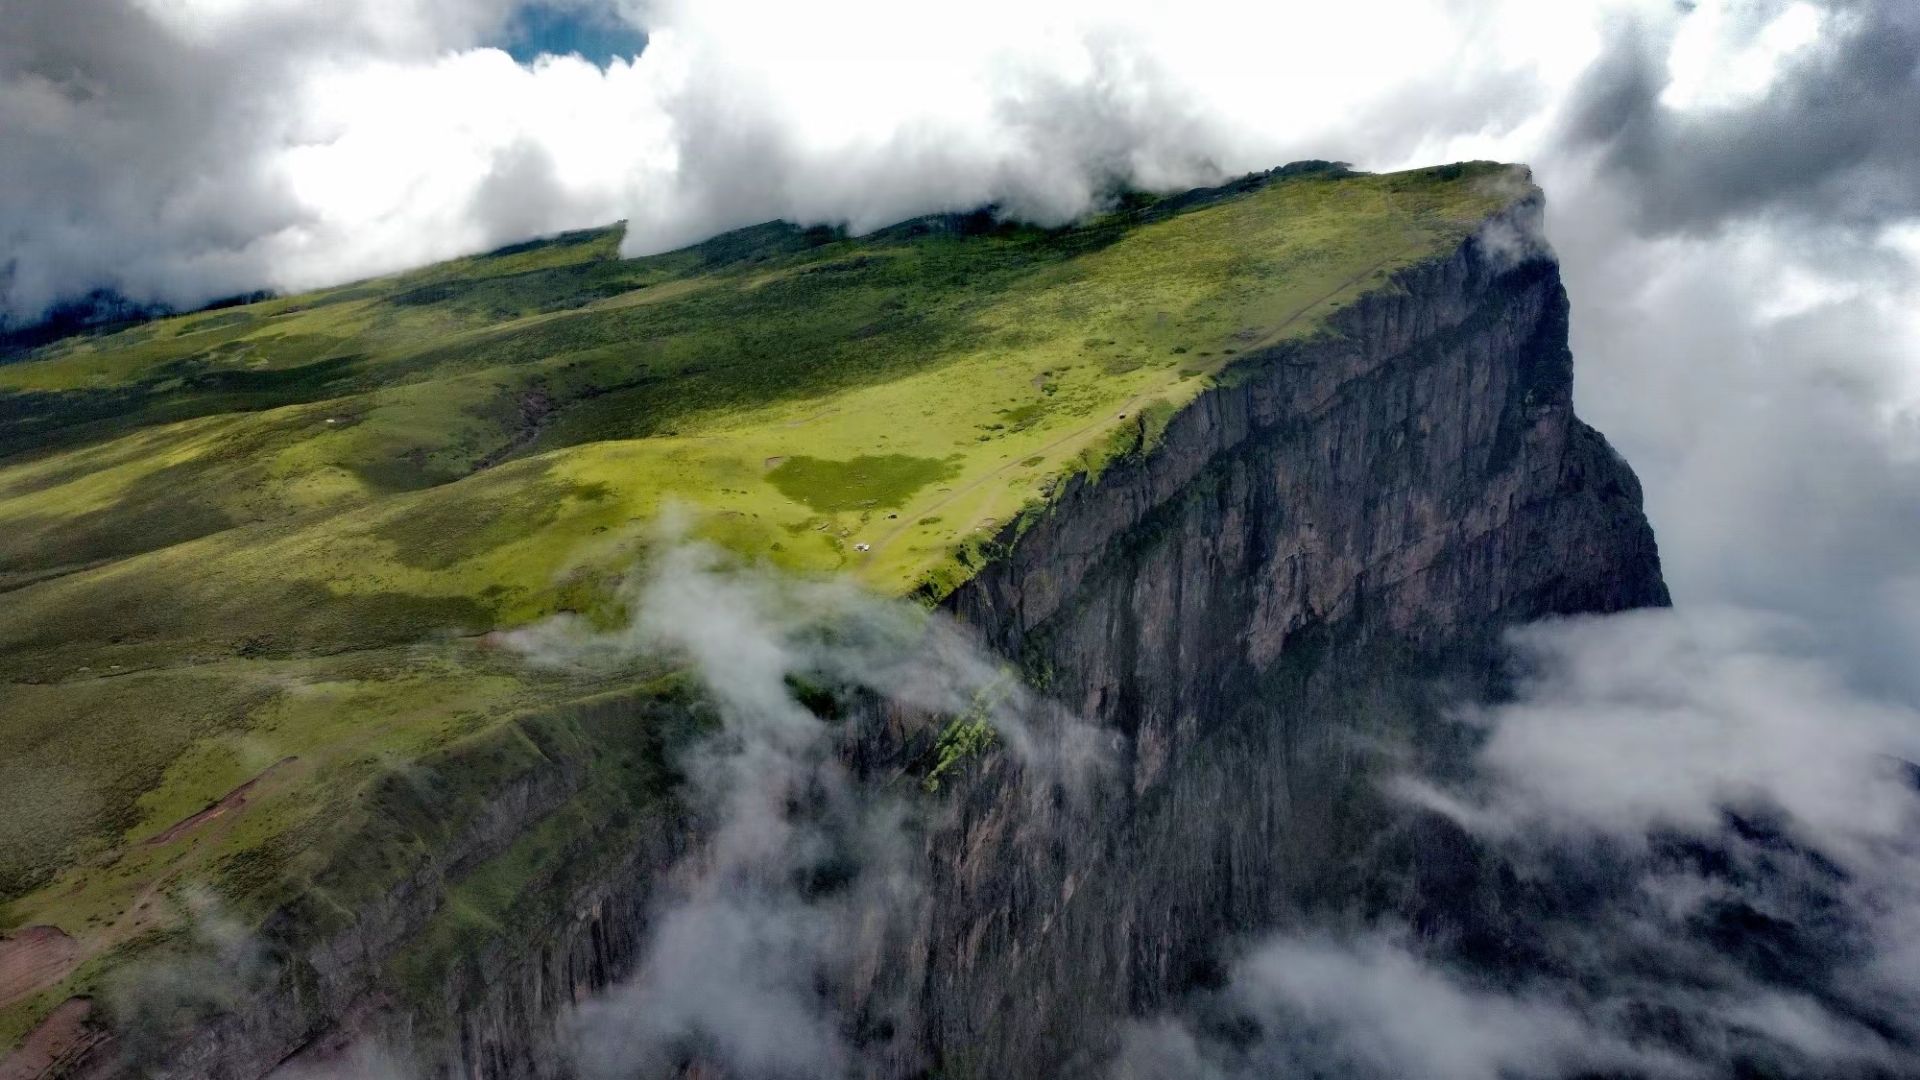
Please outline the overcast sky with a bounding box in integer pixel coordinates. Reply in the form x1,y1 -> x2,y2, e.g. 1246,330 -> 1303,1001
5,2 -> 1916,692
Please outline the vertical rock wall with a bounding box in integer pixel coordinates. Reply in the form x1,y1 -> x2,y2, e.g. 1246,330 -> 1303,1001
895,195 -> 1667,1076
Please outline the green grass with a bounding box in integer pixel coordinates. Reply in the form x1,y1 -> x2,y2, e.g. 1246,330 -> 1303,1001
0,161 -> 1529,1047
923,715 -> 1000,794
768,454 -> 961,514
385,682 -> 697,1023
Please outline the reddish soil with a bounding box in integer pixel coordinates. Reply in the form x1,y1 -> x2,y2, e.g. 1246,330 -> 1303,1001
0,929 -> 79,1011
142,756 -> 297,847
0,998 -> 104,1080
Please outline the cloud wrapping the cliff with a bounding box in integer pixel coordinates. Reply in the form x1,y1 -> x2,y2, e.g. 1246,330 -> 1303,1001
502,533 -> 1106,1076
1123,607 -> 1920,1079
99,893 -> 272,1070
271,1042 -> 414,1080
503,532 -> 1110,786
1116,934 -> 1683,1080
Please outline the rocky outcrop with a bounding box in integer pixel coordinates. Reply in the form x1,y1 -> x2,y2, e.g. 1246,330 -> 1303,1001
16,186 -> 1666,1079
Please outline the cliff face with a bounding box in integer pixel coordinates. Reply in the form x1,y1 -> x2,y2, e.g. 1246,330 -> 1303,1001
871,191 -> 1667,1076
15,188 -> 1667,1080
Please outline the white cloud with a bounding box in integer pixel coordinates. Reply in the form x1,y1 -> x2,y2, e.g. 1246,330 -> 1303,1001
1445,607 -> 1920,855
500,529 -> 1109,1076
1180,934 -> 1683,1080
1128,604 -> 1920,1079
1661,0 -> 1827,111
0,0 -> 1634,313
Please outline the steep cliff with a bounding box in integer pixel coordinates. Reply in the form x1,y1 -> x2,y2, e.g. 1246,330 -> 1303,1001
886,191 -> 1667,1075
1,169 -> 1666,1078
346,188 -> 1662,1080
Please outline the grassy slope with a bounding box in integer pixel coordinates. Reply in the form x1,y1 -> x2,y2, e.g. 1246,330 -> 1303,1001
0,162 -> 1522,1044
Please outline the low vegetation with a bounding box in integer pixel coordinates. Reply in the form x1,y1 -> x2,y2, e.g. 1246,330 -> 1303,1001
0,161 -> 1525,1045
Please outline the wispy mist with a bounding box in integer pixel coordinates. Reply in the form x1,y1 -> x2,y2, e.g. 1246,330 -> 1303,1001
1121,606 -> 1920,1079
97,891 -> 270,1072
504,532 -> 1107,1077
1117,932 -> 1685,1080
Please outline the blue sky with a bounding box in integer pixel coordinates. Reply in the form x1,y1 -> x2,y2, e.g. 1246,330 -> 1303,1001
496,2 -> 648,66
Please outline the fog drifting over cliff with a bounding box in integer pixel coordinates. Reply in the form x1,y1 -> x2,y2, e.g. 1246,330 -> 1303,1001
9,2 -> 1920,1076
511,534 -> 1110,1078
1122,607 -> 1920,1078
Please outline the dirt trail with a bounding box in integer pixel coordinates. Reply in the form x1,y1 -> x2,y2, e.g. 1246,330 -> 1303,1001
862,247 -> 1414,564
142,756 -> 297,848
0,998 -> 101,1080
0,928 -> 79,1010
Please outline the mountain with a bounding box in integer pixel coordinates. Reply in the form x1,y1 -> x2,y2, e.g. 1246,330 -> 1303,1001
0,162 -> 1665,1077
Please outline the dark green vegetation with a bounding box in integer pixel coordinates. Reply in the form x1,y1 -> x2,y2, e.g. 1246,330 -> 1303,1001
0,161 -> 1526,1046
922,680 -> 1007,794
768,454 -> 959,513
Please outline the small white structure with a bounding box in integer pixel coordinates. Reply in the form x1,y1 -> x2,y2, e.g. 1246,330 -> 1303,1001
855,543 -> 871,552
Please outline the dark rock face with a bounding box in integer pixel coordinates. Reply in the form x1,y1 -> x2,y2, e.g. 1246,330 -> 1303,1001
882,194 -> 1669,1076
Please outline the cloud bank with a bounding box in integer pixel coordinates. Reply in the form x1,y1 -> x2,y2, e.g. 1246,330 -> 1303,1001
13,0 -> 1891,319
1122,607 -> 1920,1079
6,0 -> 1916,684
